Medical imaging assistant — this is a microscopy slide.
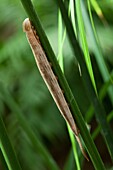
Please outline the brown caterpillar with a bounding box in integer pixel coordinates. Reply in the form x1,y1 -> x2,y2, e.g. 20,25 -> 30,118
23,18 -> 88,161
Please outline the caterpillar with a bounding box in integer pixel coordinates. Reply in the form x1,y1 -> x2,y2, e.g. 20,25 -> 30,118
23,18 -> 88,161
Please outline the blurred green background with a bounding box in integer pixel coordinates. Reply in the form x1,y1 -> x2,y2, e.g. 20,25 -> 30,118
0,0 -> 113,169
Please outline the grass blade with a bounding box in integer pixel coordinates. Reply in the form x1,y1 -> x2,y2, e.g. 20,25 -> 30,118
82,0 -> 113,104
0,83 -> 60,170
85,71 -> 113,123
90,0 -> 107,24
0,149 -> 8,170
75,0 -> 97,92
92,110 -> 113,140
56,0 -> 113,161
0,116 -> 22,170
20,0 -> 106,169
58,2 -> 80,169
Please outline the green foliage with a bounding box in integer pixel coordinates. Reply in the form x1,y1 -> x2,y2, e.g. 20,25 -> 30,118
0,0 -> 113,170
